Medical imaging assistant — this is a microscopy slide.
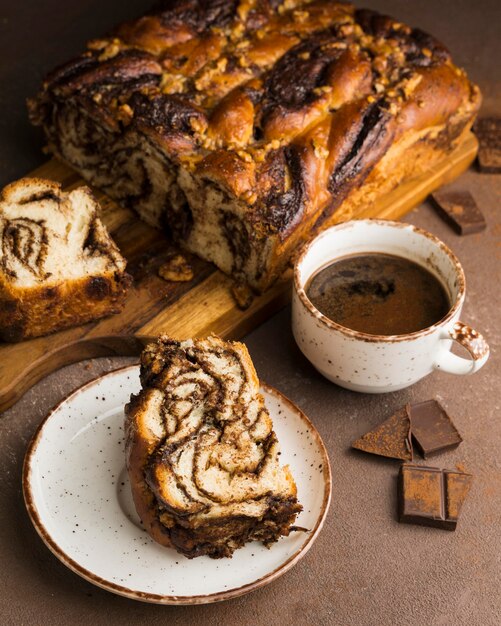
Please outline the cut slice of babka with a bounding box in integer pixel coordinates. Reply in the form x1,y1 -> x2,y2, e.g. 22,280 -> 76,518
0,177 -> 131,341
124,335 -> 302,559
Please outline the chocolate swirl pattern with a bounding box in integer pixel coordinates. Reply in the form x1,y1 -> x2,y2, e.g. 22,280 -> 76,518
2,218 -> 47,281
29,1 -> 480,291
0,178 -> 131,341
125,335 -> 302,559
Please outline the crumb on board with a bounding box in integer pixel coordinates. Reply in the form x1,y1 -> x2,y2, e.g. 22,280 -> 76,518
231,282 -> 254,310
158,255 -> 194,282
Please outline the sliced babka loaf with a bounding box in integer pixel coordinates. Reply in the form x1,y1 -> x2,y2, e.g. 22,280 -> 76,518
29,1 -> 481,292
0,178 -> 131,341
124,335 -> 302,559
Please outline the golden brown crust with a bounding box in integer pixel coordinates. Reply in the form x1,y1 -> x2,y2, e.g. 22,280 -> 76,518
29,1 -> 481,290
0,272 -> 131,342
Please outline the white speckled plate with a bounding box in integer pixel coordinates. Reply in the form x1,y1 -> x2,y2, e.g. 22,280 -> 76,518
23,365 -> 331,604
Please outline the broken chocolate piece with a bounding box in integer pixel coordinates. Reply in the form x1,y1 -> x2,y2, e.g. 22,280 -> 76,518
431,190 -> 486,235
158,254 -> 194,282
398,464 -> 472,530
352,407 -> 412,461
475,117 -> 501,173
408,400 -> 462,458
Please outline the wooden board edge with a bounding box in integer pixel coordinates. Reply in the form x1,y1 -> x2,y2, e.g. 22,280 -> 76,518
0,336 -> 153,414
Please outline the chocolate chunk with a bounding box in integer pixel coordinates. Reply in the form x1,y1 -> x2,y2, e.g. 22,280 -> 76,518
431,190 -> 486,235
408,400 -> 462,458
475,118 -> 501,173
398,464 -> 472,530
352,407 -> 413,461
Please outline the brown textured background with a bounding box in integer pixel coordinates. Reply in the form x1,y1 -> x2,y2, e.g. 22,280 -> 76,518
0,1 -> 500,625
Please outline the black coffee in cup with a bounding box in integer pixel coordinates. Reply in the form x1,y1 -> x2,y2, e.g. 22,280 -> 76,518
306,253 -> 451,336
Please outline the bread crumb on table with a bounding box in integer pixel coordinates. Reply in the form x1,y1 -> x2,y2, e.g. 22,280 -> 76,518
158,255 -> 194,282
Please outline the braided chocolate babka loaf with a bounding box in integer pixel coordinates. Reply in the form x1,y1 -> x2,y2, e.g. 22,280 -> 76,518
0,178 -> 131,341
29,1 -> 481,291
124,335 -> 302,559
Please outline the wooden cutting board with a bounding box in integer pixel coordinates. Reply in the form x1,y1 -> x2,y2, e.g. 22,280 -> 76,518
0,132 -> 478,412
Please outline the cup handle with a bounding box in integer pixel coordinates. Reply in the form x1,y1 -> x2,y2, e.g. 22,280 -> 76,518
434,321 -> 489,375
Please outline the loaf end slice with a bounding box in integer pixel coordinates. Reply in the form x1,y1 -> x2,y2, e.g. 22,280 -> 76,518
0,177 -> 131,341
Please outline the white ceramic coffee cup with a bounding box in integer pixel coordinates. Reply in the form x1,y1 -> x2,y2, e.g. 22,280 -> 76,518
292,219 -> 489,393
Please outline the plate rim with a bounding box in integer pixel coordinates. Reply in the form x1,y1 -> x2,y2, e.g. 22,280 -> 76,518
23,364 -> 332,605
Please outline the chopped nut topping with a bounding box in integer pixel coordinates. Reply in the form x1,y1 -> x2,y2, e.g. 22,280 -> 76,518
279,0 -> 298,15
98,40 -> 121,62
161,73 -> 186,94
339,23 -> 354,36
195,58 -> 228,91
402,74 -> 423,98
236,3 -> 249,21
242,189 -> 258,204
373,57 -> 388,74
366,95 -> 376,103
158,255 -> 194,283
217,58 -> 228,72
422,48 -> 432,58
298,51 -> 311,60
88,39 -> 109,51
293,10 -> 309,23
188,118 -> 203,134
237,150 -> 253,163
117,104 -> 133,124
313,85 -> 332,96
388,102 -> 399,115
312,140 -> 329,160
231,23 -> 245,41
323,41 -> 347,50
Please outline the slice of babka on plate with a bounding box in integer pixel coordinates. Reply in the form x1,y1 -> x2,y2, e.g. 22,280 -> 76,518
0,177 -> 131,341
124,335 -> 302,559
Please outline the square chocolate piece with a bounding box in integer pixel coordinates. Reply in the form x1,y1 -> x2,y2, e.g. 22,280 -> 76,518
398,464 -> 472,531
475,118 -> 501,173
408,400 -> 462,458
431,190 -> 486,235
